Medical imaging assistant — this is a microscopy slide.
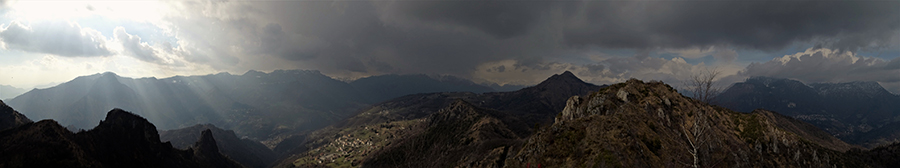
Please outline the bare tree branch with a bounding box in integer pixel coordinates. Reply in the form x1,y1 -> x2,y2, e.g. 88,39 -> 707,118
682,110 -> 707,168
686,68 -> 722,104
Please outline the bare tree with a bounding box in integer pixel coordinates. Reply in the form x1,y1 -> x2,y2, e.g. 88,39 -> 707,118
686,68 -> 722,104
682,110 -> 708,168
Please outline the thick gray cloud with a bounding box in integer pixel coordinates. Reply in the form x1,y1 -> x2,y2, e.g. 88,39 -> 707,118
0,21 -> 113,57
380,1 -> 553,39
739,48 -> 900,93
245,1 -> 560,76
563,1 -> 900,51
145,0 -> 899,86
248,1 -> 897,76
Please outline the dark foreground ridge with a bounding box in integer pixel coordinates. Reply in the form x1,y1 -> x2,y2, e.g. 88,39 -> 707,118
0,107 -> 244,168
0,100 -> 31,131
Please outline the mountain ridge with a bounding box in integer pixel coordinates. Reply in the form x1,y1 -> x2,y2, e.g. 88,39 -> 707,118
0,100 -> 31,131
508,79 -> 869,167
160,124 -> 276,168
717,76 -> 900,148
6,70 -> 503,143
274,71 -> 605,167
0,106 -> 244,168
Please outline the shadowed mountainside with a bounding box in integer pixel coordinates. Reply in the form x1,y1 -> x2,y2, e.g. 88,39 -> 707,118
508,79 -> 866,167
0,107 -> 243,168
0,85 -> 28,100
273,71 -> 605,167
6,70 -> 500,143
0,100 -> 31,131
717,77 -> 900,148
160,124 -> 276,168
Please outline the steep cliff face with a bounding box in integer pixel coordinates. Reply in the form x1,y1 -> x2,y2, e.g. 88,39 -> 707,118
508,79 -> 862,167
160,124 -> 276,168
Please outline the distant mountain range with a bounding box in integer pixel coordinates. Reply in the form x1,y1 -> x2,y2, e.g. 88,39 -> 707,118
717,77 -> 900,148
5,70 -> 502,141
0,85 -> 27,100
0,101 -> 243,168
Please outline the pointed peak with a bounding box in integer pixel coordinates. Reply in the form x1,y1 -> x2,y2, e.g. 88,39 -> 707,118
533,71 -> 591,89
560,71 -> 575,77
194,128 -> 220,155
242,70 -> 265,76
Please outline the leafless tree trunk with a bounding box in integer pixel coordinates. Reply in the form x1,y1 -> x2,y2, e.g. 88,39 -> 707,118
686,68 -> 722,104
682,110 -> 707,168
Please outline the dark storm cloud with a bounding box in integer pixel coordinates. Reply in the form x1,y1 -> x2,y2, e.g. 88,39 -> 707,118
259,23 -> 318,61
218,0 -> 898,79
563,1 -> 900,51
384,1 -> 552,39
257,1 -> 556,76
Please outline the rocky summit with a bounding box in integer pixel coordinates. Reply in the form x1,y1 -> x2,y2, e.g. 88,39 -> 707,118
507,79 -> 892,167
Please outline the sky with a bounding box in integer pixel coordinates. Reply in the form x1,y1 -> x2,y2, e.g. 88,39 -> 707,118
0,0 -> 897,93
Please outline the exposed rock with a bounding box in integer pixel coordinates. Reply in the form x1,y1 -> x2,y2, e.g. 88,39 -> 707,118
508,79 -> 866,167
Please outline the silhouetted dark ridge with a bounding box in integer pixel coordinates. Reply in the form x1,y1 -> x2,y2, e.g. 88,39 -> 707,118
0,100 -> 31,130
0,108 -> 243,168
160,124 -> 275,168
92,108 -> 160,143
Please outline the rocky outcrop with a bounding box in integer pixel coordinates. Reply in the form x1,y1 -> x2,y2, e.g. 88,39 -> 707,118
363,99 -> 519,168
274,71 -> 604,167
192,129 -> 244,168
161,124 -> 275,168
509,79 -> 865,167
